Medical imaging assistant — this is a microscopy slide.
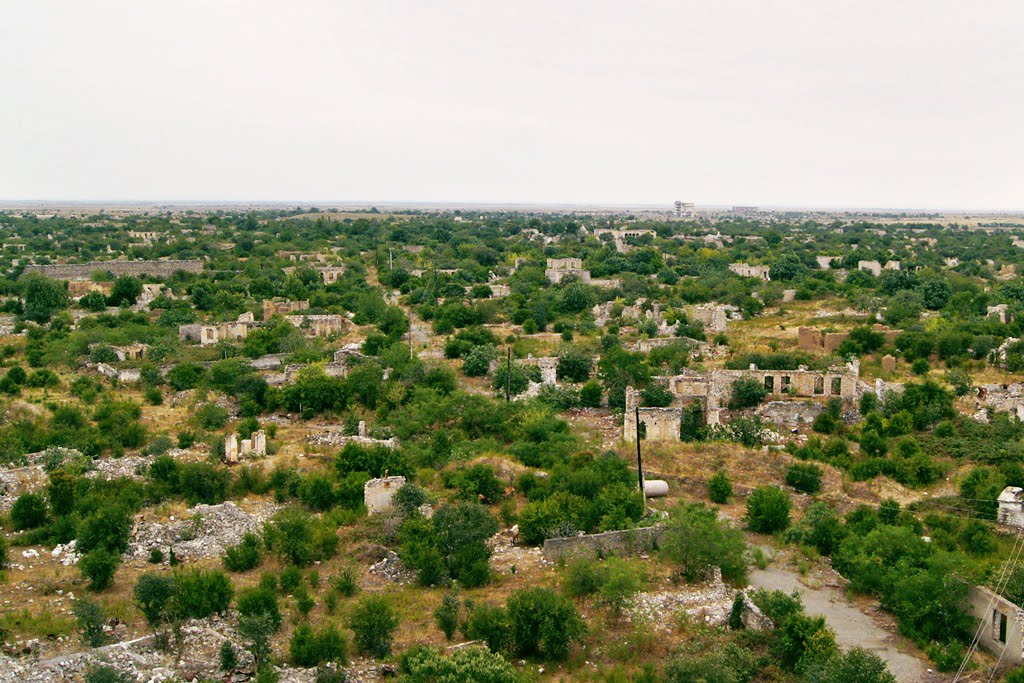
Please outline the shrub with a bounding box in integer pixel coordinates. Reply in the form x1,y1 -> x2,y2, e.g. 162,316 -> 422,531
805,648 -> 896,683
776,613 -> 836,672
223,532 -> 263,572
393,483 -> 429,516
563,558 -> 605,598
462,345 -> 497,377
77,505 -> 133,554
463,603 -> 510,652
506,588 -> 586,661
445,464 -> 504,504
728,592 -> 746,630
220,641 -> 239,671
728,377 -> 768,410
178,461 -> 231,505
786,463 -> 823,494
661,503 -> 748,584
349,595 -> 399,658
400,645 -> 520,683
579,380 -> 603,407
264,508 -> 339,566
595,558 -> 644,615
400,502 -> 498,587
134,573 -> 177,628
80,548 -> 120,591
708,471 -> 732,503
785,502 -> 846,556
237,587 -> 283,632
665,643 -> 757,683
745,486 -> 791,533
334,567 -> 359,597
434,591 -> 461,641
10,492 -> 48,530
84,666 -> 133,683
74,597 -> 108,647
173,568 -> 234,619
290,623 -> 348,666
280,565 -> 304,593
556,347 -> 592,382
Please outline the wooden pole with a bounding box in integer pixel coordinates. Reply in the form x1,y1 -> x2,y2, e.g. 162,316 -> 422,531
505,348 -> 511,402
635,406 -> 646,508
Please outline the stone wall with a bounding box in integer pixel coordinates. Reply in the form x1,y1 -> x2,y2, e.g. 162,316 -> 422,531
364,476 -> 406,515
542,524 -> 665,561
26,259 -> 203,280
965,583 -> 1024,667
623,388 -> 683,442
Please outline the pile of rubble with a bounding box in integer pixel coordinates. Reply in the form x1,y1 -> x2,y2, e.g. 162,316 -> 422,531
306,428 -> 398,450
488,526 -> 549,575
126,501 -> 277,563
0,615 -> 387,683
366,546 -> 415,585
86,454 -> 155,481
626,568 -> 734,631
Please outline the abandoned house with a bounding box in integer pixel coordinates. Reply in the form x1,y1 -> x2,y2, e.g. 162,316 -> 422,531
624,360 -> 861,442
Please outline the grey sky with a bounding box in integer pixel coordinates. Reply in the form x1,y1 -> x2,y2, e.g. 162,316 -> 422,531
2,1 -> 1022,209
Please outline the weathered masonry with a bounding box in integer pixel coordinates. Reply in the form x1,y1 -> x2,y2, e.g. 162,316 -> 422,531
624,361 -> 860,442
965,583 -> 1024,668
26,259 -> 203,280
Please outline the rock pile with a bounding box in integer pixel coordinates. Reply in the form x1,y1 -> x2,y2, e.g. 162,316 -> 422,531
366,547 -> 415,585
627,568 -> 734,631
127,501 -> 277,562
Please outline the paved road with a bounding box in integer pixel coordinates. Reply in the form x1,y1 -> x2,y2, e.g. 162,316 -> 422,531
749,565 -> 946,683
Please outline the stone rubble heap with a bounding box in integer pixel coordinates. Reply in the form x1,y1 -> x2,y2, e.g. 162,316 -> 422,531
0,615 -> 384,683
627,568 -> 734,632
126,501 -> 277,562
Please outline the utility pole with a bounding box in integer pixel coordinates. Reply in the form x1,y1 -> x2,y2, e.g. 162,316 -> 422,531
408,308 -> 413,360
635,406 -> 647,508
505,348 -> 511,402
389,248 -> 393,272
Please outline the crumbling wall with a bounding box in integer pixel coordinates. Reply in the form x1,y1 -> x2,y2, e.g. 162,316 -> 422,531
364,476 -> 406,515
623,387 -> 683,442
542,525 -> 664,561
965,583 -> 1024,667
26,259 -> 203,280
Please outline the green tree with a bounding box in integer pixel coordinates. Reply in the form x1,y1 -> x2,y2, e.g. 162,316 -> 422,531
349,595 -> 399,658
80,548 -> 120,591
133,573 -> 177,628
10,492 -> 48,530
806,647 -> 896,683
661,502 -> 748,584
745,486 -> 792,533
290,623 -> 348,666
21,273 -> 69,323
107,276 -> 143,307
434,591 -> 461,640
708,471 -> 732,503
729,377 -> 768,409
506,588 -> 586,661
556,346 -> 592,382
74,597 -> 108,647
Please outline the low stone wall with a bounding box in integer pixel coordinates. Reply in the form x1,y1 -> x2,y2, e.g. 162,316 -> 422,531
542,524 -> 665,562
26,259 -> 203,280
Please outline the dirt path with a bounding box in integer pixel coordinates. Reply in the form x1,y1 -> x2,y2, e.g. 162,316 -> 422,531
749,565 -> 946,683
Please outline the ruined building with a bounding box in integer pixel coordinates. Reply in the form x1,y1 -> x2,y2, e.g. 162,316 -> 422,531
624,360 -> 860,442
728,263 -> 771,281
545,257 -> 591,284
262,298 -> 310,320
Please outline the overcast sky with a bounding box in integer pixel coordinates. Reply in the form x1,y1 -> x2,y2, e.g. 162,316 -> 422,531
2,1 -> 1022,210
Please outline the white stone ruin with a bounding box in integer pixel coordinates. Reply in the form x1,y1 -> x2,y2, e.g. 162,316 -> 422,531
224,429 -> 267,464
998,486 -> 1024,528
364,476 -> 406,515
